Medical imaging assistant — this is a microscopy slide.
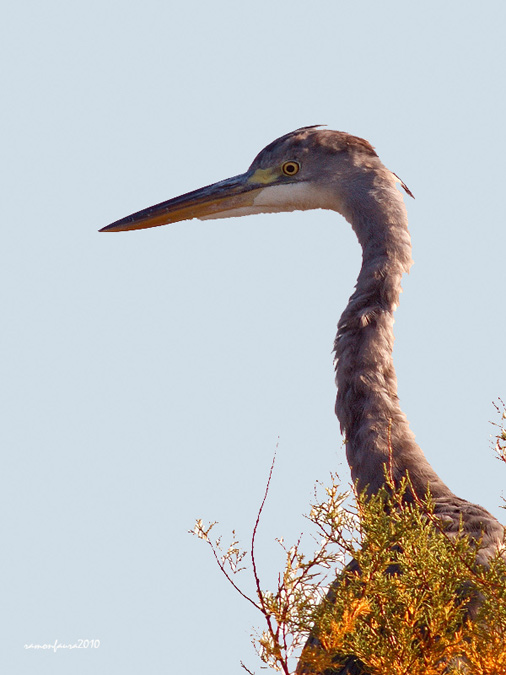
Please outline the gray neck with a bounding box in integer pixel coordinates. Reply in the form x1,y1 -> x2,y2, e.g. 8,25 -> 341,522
333,173 -> 452,499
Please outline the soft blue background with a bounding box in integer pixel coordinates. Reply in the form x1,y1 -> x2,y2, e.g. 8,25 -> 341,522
2,2 -> 505,673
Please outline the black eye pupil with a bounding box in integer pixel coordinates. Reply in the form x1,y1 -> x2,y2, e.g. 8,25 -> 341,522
282,161 -> 299,176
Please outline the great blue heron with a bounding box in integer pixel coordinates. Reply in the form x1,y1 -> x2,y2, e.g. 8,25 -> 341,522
101,126 -> 504,672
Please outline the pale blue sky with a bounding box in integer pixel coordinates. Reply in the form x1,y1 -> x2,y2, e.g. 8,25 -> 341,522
2,2 -> 506,674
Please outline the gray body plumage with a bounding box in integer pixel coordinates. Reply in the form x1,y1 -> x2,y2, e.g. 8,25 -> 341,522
102,126 -> 504,674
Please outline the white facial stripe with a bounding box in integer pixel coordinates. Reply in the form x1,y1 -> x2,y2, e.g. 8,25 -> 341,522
252,182 -> 326,211
198,205 -> 268,220
198,182 -> 337,221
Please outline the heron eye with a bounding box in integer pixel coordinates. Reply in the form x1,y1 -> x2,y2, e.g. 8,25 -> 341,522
282,161 -> 300,176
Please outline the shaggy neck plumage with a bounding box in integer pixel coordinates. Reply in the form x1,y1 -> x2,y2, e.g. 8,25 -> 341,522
333,176 -> 452,499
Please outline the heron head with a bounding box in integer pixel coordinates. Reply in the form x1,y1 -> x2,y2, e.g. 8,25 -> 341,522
100,127 -> 408,233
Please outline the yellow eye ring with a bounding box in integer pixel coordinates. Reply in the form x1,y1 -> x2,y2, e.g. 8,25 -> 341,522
281,161 -> 300,176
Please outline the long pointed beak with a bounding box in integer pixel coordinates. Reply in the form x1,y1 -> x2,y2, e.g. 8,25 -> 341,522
100,169 -> 278,232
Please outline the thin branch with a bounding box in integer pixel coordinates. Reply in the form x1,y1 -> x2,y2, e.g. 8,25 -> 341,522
204,536 -> 262,612
250,443 -> 292,674
251,446 -> 277,608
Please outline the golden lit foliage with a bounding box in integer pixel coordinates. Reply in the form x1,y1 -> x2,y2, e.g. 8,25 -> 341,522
299,481 -> 506,675
192,404 -> 506,674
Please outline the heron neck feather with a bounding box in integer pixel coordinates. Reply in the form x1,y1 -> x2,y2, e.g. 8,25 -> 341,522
333,180 -> 451,499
